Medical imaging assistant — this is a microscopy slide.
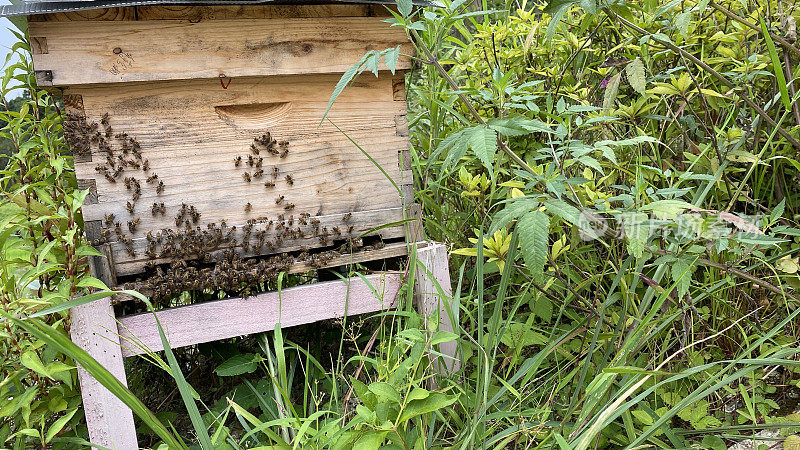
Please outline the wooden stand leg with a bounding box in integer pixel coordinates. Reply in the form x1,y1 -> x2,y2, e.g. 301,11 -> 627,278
71,253 -> 137,448
415,242 -> 459,375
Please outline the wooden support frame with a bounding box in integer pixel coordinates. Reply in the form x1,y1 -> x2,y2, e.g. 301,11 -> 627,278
72,241 -> 453,447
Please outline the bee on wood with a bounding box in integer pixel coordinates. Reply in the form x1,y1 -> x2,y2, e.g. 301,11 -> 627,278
242,172 -> 252,182
159,202 -> 166,215
145,242 -> 157,258
332,226 -> 341,236
275,195 -> 284,205
175,215 -> 182,227
103,173 -> 116,183
100,228 -> 111,242
126,201 -> 135,214
348,225 -> 355,234
157,181 -> 165,194
248,155 -> 254,167
285,174 -> 294,186
151,203 -> 161,216
234,156 -> 242,167
272,167 -> 279,179
125,245 -> 136,257
95,165 -> 108,173
255,157 -> 263,168
104,213 -> 115,226
253,169 -> 264,179
250,144 -> 259,155
128,218 -> 140,233
284,203 -> 295,211
342,212 -> 351,222
113,167 -> 124,178
189,206 -> 200,223
142,159 -> 150,171
132,191 -> 141,202
145,174 -> 158,184
244,203 -> 252,213
278,141 -> 289,158
114,222 -> 124,238
124,177 -> 134,190
264,181 -> 275,188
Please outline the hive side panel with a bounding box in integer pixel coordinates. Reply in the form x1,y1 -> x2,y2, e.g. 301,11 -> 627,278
28,15 -> 412,86
69,73 -> 410,277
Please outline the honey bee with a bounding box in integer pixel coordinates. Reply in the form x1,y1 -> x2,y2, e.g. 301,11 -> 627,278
95,165 -> 108,173
142,159 -> 150,171
285,174 -> 294,186
332,226 -> 341,236
104,213 -> 115,225
128,218 -> 140,233
348,225 -> 355,234
244,202 -> 252,213
284,203 -> 295,211
159,202 -> 166,215
234,156 -> 242,167
250,144 -> 259,155
253,169 -> 264,179
275,195 -> 284,205
255,157 -> 263,168
151,203 -> 160,216
272,167 -> 279,179
126,201 -> 135,214
342,212 -> 351,222
132,191 -> 141,202
157,180 -> 165,194
264,181 -> 275,188
242,172 -> 251,182
278,141 -> 289,158
146,173 -> 159,183
248,155 -> 254,167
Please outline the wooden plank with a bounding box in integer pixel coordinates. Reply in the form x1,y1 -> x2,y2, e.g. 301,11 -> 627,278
118,272 -> 401,356
68,74 -> 409,276
415,242 -> 458,375
30,4 -> 384,22
71,247 -> 135,447
29,16 -> 411,85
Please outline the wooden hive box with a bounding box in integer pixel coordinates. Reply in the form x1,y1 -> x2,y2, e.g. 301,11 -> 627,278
21,0 -> 422,290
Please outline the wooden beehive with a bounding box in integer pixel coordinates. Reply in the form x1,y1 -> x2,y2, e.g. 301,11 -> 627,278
25,2 -> 420,285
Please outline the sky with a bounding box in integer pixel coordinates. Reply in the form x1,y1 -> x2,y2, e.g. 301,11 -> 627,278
1,0 -> 24,98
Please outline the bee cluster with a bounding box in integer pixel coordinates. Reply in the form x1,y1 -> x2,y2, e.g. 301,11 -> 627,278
125,237 -> 385,302
83,113 -> 164,258
235,133 -> 296,211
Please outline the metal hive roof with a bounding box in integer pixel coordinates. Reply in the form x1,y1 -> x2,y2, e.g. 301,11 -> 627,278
0,0 -> 438,17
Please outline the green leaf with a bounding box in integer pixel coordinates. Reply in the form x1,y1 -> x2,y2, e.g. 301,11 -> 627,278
675,11 -> 691,37
499,323 -> 547,348
398,392 -> 457,423
760,16 -> 791,110
518,211 -> 550,281
430,330 -> 458,345
625,58 -> 646,95
322,52 -> 370,124
367,382 -> 401,404
671,258 -> 692,299
214,353 -> 261,377
45,408 -> 78,443
353,430 -> 389,449
20,351 -> 49,378
397,0 -> 412,17
602,72 -> 622,111
384,46 -> 400,74
467,126 -> 498,176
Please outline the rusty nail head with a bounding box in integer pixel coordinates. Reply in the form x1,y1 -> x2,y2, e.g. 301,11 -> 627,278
113,47 -> 122,54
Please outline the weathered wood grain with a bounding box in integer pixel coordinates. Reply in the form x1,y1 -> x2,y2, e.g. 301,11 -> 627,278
67,73 -> 411,277
71,249 -> 134,447
29,16 -> 411,85
29,4 -> 387,22
118,272 -> 401,356
415,242 -> 458,375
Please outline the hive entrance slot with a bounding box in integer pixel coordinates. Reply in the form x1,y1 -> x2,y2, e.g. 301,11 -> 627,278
214,102 -> 292,129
